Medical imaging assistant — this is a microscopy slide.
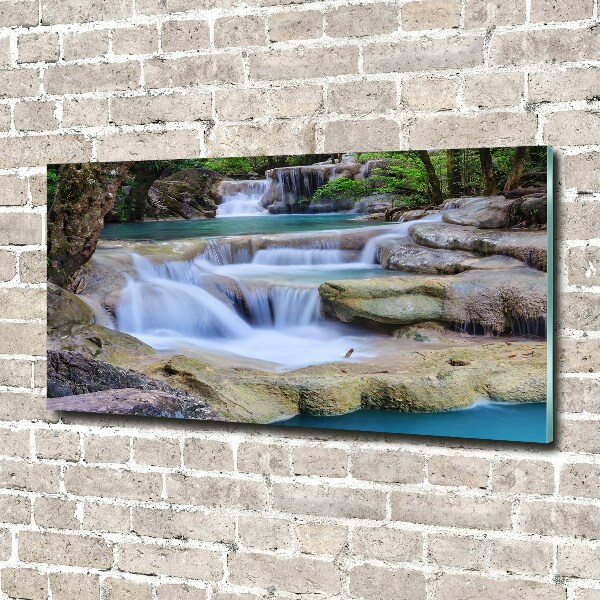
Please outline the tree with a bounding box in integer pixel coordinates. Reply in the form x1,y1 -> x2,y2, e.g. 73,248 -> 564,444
446,149 -> 462,197
504,146 -> 528,191
478,148 -> 498,196
414,150 -> 444,205
48,162 -> 131,291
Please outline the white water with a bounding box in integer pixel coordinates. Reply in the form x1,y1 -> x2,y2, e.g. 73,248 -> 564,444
217,180 -> 269,217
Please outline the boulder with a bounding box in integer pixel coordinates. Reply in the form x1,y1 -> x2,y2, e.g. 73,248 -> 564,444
146,168 -> 226,220
319,268 -> 547,334
48,284 -> 94,330
409,222 -> 547,271
442,196 -> 516,228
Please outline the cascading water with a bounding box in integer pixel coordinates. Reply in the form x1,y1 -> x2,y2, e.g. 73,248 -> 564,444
217,180 -> 269,217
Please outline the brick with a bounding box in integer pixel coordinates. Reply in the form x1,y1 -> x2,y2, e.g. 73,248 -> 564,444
183,438 -> 234,471
118,543 -> 222,580
0,392 -> 55,422
35,430 -> 79,461
134,436 -> 180,467
558,377 -> 600,412
558,200 -> 600,241
531,0 -> 593,22
144,54 -> 244,88
212,594 -> 261,600
229,552 -> 342,594
0,323 -> 44,355
28,174 -> 45,206
0,1 -> 39,28
0,494 -> 31,524
96,130 -> 200,162
84,434 -> 130,464
463,73 -> 524,109
19,251 -> 46,284
112,91 -> 211,126
296,522 -> 347,556
0,211 -> 42,241
577,592 -> 600,600
559,418 -> 600,453
545,111 -> 600,146
402,77 -> 457,111
364,37 -> 484,74
102,579 -> 152,600
14,100 -> 58,131
161,19 -> 210,52
0,134 -> 92,168
560,293 -> 600,331
0,36 -> 9,66
0,428 -> 29,457
561,463 -> 600,499
269,10 -> 322,42
0,251 -> 17,282
464,0 -> 525,27
0,359 -> 31,387
167,474 -> 268,509
63,30 -> 108,61
435,574 -> 565,600
352,449 -> 425,484
490,28 -> 600,67
157,584 -> 207,600
0,104 -> 10,131
19,531 -> 113,568
239,516 -> 292,551
0,529 -> 11,560
324,118 -> 400,153
557,543 -> 600,579
326,4 -> 399,38
249,46 -> 358,81
428,455 -> 489,488
427,533 -> 486,569
0,175 -> 28,206
1,568 -> 47,600
34,496 -> 79,529
292,446 -> 348,477
409,112 -> 537,149
83,502 -> 130,533
353,526 -> 422,562
136,0 -> 235,13
214,15 -> 266,47
112,25 -> 158,55
565,153 -> 600,193
49,573 -> 100,600
559,339 -> 600,374
17,32 -> 59,63
490,538 -> 553,575
492,459 -> 554,494
234,442 -> 290,475
402,0 -> 460,30
518,500 -> 600,539
62,98 -> 109,128
33,361 -> 46,388
273,482 -> 386,519
207,121 -> 314,157
0,68 -> 39,99
216,89 -> 267,121
529,68 -> 600,104
132,507 -> 235,543
392,491 -> 512,530
270,86 -> 323,118
41,0 -> 133,24
45,62 -> 141,95
64,466 -> 163,501
349,564 -> 426,600
328,80 -> 396,114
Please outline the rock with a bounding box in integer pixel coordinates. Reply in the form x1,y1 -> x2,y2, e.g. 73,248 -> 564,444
146,168 -> 226,220
48,388 -> 221,420
518,196 -> 547,226
319,268 -> 547,334
504,185 -> 546,199
442,196 -> 517,228
77,255 -> 130,317
48,284 -> 94,330
353,194 -> 395,214
47,350 -> 221,420
409,222 -> 547,271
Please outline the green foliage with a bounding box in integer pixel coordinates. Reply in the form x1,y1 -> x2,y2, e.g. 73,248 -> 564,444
310,177 -> 368,204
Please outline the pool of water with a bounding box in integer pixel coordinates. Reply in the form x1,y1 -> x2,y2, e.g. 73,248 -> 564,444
278,401 -> 548,443
101,213 -> 389,241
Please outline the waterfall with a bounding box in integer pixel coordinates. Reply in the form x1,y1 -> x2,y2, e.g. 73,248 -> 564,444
217,180 -> 269,217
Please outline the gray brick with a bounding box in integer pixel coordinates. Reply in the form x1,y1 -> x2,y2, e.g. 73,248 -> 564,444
349,564 -> 426,600
144,55 -> 244,88
84,434 -> 130,464
114,92 -> 212,125
0,392 -> 56,422
0,494 -> 31,524
44,62 -> 141,95
323,118 -> 400,153
518,500 -> 600,540
62,98 -> 109,128
545,111 -> 600,146
427,533 -> 486,569
183,438 -> 234,471
353,526 -> 422,562
19,251 -> 46,283
270,86 -> 323,118
133,436 -> 180,467
0,288 -> 45,320
428,455 -> 489,488
0,134 -> 92,169
402,77 -> 458,111
112,25 -> 158,55
35,429 -> 80,461
83,502 -> 130,534
156,584 -> 207,600
269,10 -> 322,42
558,377 -> 600,412
102,578 -> 152,600
216,89 -> 267,121
0,427 -> 30,457
557,542 -> 600,579
352,449 -> 425,484
0,359 -> 31,388
0,250 -> 17,282
63,30 -> 108,61
489,538 -> 554,575
0,68 -> 39,99
239,516 -> 292,551
0,0 -> 39,28
464,0 -> 525,27
296,522 -> 347,556
17,31 -> 59,63
402,0 -> 460,30
0,529 -> 11,561
161,19 -> 210,52
15,100 -> 58,131
326,3 -> 399,37
214,15 -> 266,47
560,463 -> 600,499
328,80 -> 397,114
0,323 -> 45,356
0,212 -> 43,245
34,496 -> 79,530
0,175 -> 28,206
41,0 -> 133,24
492,459 -> 554,494
1,568 -> 47,600
463,73 -> 524,109
529,68 -> 600,104
292,446 -> 348,477
531,0 -> 593,22
232,442 -> 290,475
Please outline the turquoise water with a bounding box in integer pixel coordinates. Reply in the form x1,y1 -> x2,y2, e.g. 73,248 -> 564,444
278,402 -> 548,443
101,213 -> 388,241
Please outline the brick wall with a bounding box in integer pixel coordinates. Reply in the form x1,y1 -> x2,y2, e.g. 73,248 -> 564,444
0,0 -> 599,597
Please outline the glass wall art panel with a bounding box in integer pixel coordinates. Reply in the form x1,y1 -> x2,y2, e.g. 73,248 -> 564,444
47,147 -> 553,442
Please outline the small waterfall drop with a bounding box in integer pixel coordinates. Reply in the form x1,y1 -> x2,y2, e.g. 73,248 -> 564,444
217,180 -> 269,217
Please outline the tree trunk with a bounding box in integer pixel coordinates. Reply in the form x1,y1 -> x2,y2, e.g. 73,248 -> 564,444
48,162 -> 131,291
504,146 -> 528,191
415,150 -> 444,205
479,148 -> 498,196
446,149 -> 462,197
